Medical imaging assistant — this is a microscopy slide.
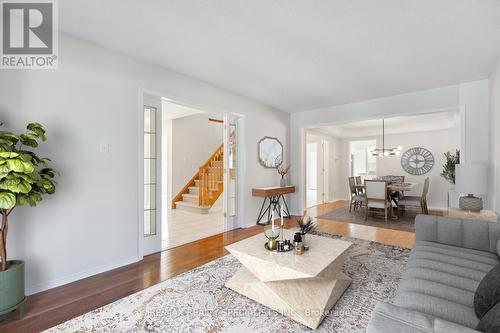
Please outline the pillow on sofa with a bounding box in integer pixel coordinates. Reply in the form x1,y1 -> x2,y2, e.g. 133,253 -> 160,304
474,264 -> 500,318
497,238 -> 500,257
476,301 -> 500,333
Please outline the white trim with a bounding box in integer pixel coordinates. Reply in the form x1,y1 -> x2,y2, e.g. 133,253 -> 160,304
137,90 -> 145,259
459,104 -> 467,164
26,255 -> 142,295
137,87 -> 246,256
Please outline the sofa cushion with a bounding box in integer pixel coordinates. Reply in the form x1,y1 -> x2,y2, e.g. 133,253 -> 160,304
406,258 -> 487,282
368,302 -> 481,333
474,264 -> 500,318
394,291 -> 479,328
415,215 -> 500,254
415,241 -> 500,262
398,278 -> 475,307
476,301 -> 500,333
402,267 -> 480,292
497,238 -> 500,257
413,241 -> 500,269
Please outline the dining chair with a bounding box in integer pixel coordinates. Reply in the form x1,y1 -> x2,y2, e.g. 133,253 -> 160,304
355,176 -> 364,195
348,176 -> 365,212
397,177 -> 430,215
364,180 -> 392,223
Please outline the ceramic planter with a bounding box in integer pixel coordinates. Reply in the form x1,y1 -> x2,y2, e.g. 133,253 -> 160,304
0,260 -> 26,318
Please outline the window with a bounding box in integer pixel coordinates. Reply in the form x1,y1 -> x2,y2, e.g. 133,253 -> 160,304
144,106 -> 157,236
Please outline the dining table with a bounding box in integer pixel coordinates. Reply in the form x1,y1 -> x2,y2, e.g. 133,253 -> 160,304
353,181 -> 418,218
353,182 -> 418,192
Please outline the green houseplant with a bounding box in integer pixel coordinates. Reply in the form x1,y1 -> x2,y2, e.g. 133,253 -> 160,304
0,121 -> 57,319
440,150 -> 460,184
441,149 -> 460,209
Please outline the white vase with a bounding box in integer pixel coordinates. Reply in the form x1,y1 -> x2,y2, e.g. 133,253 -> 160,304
448,188 -> 459,209
280,178 -> 286,187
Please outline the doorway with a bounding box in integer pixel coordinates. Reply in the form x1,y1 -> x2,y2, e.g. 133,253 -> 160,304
139,91 -> 241,256
306,133 -> 329,208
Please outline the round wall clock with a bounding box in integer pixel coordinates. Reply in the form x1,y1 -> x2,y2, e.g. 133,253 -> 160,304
400,147 -> 435,175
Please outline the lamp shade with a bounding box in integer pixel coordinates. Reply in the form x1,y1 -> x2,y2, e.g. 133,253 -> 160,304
455,163 -> 487,195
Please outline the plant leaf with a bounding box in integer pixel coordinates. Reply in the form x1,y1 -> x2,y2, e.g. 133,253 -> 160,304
0,152 -> 19,158
0,178 -> 31,193
19,134 -> 38,147
6,159 -> 34,173
0,191 -> 16,209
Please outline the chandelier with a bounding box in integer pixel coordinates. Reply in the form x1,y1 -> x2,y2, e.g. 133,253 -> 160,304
369,119 -> 402,157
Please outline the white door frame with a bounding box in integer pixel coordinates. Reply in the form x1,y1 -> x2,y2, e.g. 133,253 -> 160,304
137,87 -> 245,258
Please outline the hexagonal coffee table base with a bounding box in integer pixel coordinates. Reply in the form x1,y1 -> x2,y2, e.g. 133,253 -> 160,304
226,266 -> 351,329
224,230 -> 353,329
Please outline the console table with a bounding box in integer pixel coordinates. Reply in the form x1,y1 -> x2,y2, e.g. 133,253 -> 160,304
446,208 -> 499,222
252,186 -> 295,225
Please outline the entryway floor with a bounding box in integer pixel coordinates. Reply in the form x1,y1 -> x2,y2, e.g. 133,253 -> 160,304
162,207 -> 224,250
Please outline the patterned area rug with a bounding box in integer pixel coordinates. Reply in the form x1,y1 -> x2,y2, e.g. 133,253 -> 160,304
316,206 -> 418,232
45,232 -> 410,333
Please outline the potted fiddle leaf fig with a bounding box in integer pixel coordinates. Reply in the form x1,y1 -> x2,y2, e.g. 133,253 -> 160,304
0,121 -> 58,319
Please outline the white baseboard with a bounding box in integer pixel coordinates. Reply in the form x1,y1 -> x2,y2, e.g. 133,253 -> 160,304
26,254 -> 142,295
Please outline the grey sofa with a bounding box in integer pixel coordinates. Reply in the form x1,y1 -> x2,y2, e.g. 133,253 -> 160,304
367,214 -> 500,333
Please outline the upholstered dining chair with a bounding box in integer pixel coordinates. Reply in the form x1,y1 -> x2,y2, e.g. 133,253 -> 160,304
355,176 -> 364,195
365,180 -> 392,223
398,177 -> 430,215
349,176 -> 365,212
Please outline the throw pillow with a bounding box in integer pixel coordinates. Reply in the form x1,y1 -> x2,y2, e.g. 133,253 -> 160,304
497,238 -> 500,257
476,301 -> 500,333
474,264 -> 500,318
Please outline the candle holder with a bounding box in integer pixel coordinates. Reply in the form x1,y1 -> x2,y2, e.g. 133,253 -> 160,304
264,227 -> 281,251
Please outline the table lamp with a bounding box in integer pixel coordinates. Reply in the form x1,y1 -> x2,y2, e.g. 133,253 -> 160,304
455,163 -> 487,211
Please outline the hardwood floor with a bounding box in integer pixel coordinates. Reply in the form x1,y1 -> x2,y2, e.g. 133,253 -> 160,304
0,200 -> 415,333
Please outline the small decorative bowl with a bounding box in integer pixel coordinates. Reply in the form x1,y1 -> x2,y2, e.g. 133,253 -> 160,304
264,228 -> 281,240
264,228 -> 280,251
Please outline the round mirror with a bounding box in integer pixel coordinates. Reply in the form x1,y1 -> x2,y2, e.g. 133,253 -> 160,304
258,136 -> 283,168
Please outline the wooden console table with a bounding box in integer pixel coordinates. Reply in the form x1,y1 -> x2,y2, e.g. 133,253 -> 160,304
252,186 -> 295,225
446,208 -> 499,222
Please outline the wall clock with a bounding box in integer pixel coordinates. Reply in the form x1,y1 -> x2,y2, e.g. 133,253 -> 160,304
400,147 -> 435,175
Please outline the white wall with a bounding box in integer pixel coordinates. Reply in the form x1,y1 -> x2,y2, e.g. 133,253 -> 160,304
0,34 -> 289,294
290,81 -> 490,215
305,130 -> 342,202
490,58 -> 500,213
171,113 -> 223,197
375,129 -> 458,209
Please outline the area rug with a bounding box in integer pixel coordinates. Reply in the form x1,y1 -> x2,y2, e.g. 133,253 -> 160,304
45,232 -> 410,333
316,206 -> 418,232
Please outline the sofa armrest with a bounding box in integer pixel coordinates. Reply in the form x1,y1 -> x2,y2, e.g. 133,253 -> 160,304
367,302 -> 480,333
415,214 -> 500,255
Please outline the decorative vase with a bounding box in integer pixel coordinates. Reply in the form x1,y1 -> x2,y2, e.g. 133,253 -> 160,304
448,188 -> 459,209
0,260 -> 26,319
280,177 -> 286,187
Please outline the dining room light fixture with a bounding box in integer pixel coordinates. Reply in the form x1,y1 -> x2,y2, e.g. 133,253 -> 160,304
369,119 -> 402,157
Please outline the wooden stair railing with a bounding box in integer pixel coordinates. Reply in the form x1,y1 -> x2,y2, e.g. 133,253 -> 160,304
171,144 -> 224,209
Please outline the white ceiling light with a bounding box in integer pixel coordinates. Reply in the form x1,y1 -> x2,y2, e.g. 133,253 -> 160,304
369,120 -> 402,157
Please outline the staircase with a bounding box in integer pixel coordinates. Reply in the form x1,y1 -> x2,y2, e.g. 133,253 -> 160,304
171,144 -> 224,214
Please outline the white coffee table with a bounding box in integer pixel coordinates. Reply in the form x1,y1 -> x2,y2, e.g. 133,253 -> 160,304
225,229 -> 352,329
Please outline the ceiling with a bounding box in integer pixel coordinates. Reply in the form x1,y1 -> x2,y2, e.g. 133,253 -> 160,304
60,1 -> 500,112
310,111 -> 459,138
162,99 -> 205,120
